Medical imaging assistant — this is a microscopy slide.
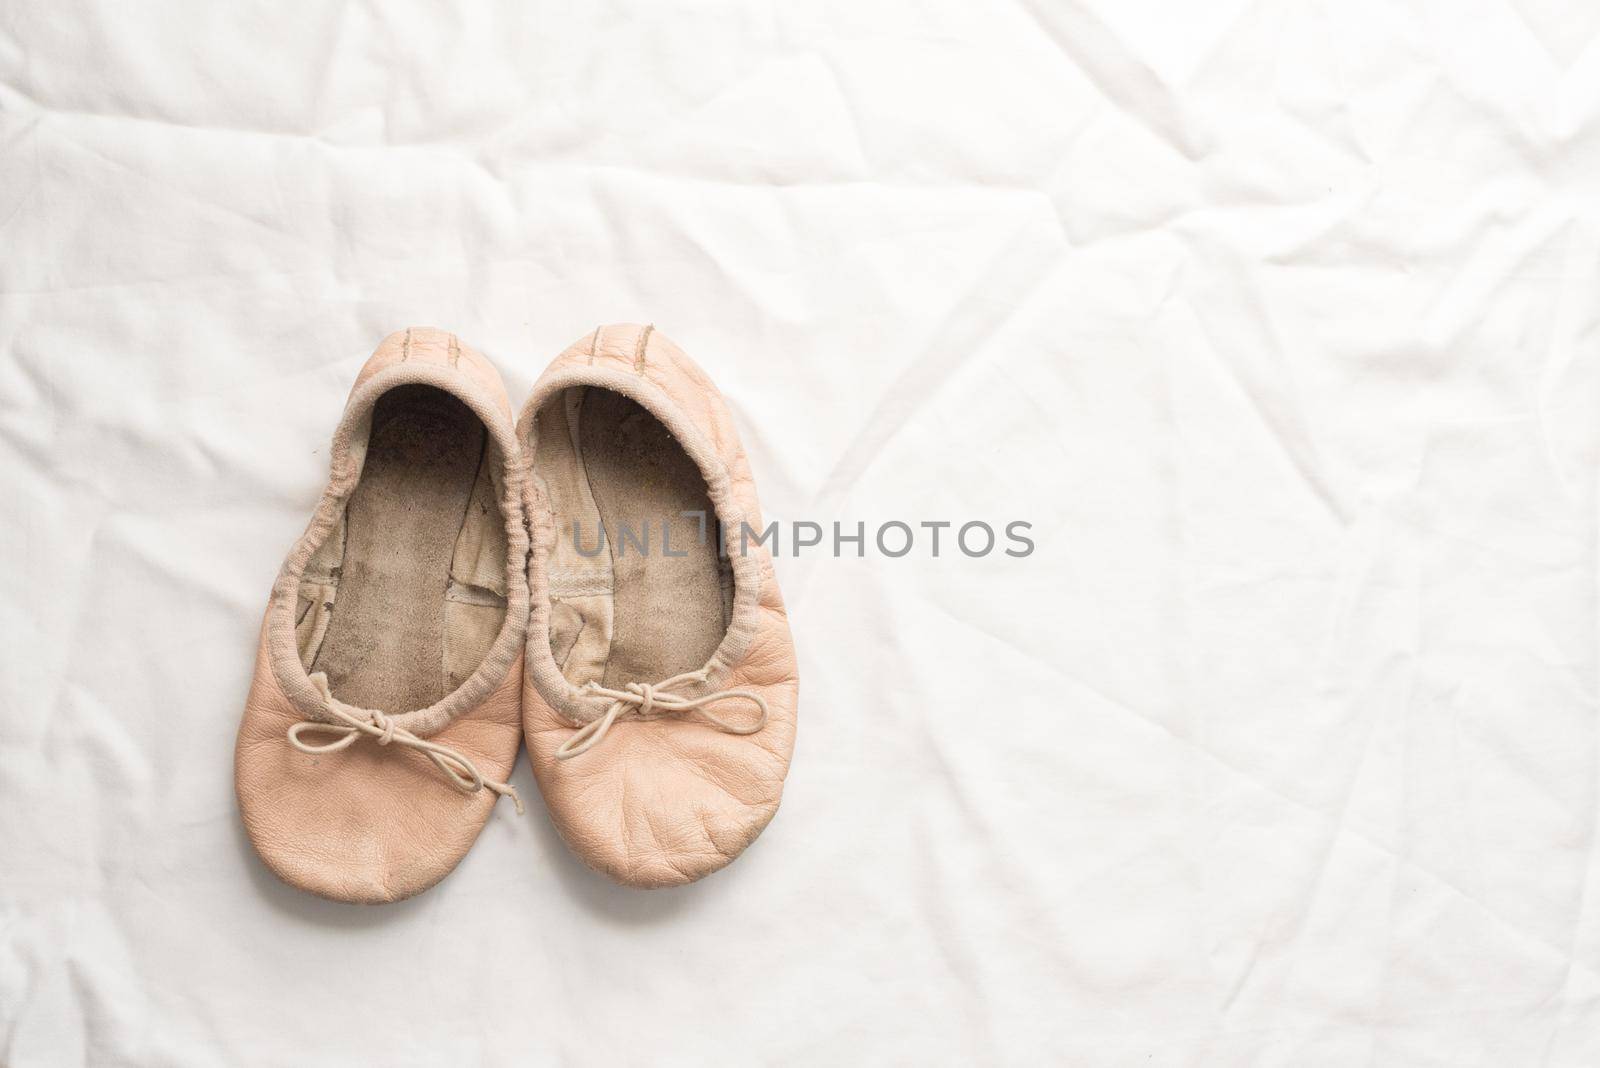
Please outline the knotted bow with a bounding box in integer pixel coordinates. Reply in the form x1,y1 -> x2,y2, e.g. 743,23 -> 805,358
555,671 -> 769,760
287,695 -> 523,814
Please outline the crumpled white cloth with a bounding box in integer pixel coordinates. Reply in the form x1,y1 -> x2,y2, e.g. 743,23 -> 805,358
4,1 -> 1600,1064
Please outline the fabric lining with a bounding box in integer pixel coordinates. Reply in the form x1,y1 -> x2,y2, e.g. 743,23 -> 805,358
530,386 -> 733,690
298,384 -> 508,713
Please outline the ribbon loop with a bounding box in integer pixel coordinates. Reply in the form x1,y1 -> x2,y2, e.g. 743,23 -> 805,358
555,671 -> 769,760
287,699 -> 523,815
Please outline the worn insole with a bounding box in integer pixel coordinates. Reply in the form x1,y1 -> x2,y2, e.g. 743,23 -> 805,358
314,385 -> 486,712
578,389 -> 729,686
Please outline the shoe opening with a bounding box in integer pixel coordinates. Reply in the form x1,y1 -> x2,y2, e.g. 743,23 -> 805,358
295,383 -> 510,712
528,385 -> 734,689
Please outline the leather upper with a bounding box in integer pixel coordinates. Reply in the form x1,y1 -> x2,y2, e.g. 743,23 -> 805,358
235,328 -> 526,904
520,324 -> 799,888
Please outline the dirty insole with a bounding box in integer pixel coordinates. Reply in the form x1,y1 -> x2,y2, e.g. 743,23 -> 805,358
578,389 -> 729,686
315,384 -> 486,712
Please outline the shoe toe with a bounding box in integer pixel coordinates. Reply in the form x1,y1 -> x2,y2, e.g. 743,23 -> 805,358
235,644 -> 522,904
527,674 -> 796,888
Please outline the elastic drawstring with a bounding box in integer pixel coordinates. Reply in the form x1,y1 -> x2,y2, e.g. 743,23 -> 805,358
555,671 -> 768,760
288,699 -> 523,814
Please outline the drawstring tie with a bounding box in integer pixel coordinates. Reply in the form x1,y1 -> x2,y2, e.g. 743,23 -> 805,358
555,671 -> 769,760
287,693 -> 523,814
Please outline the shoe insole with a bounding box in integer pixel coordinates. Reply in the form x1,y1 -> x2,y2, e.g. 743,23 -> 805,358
314,385 -> 486,712
577,389 -> 730,686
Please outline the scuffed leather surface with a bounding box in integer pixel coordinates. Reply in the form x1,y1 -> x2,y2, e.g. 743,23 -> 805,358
523,325 -> 799,887
235,625 -> 523,904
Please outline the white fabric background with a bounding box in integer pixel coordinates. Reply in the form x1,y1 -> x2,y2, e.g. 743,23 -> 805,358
3,1 -> 1600,1064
